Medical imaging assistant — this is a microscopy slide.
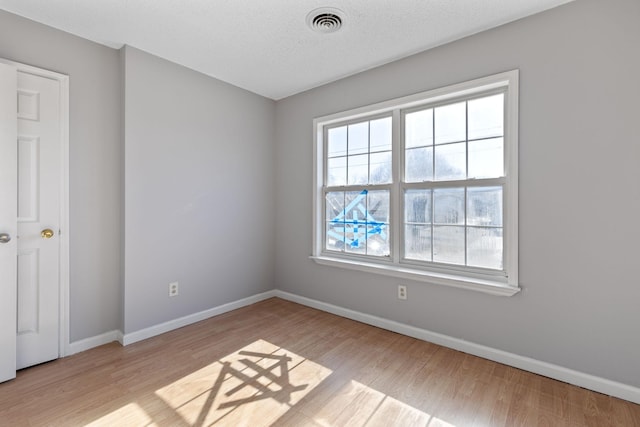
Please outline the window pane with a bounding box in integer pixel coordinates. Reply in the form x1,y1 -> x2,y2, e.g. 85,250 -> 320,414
468,94 -> 503,140
433,225 -> 465,265
405,146 -> 433,182
468,137 -> 503,179
367,190 -> 390,223
467,227 -> 503,269
405,189 -> 432,224
327,156 -> 346,186
434,188 -> 464,225
347,154 -> 368,185
467,187 -> 503,227
435,142 -> 466,181
435,102 -> 466,144
367,190 -> 390,256
370,117 -> 392,153
370,151 -> 392,184
325,191 -> 344,220
328,126 -> 347,157
404,225 -> 432,261
367,233 -> 389,257
326,191 -> 345,252
326,221 -> 345,252
406,109 -> 433,148
348,122 -> 369,155
345,226 -> 367,254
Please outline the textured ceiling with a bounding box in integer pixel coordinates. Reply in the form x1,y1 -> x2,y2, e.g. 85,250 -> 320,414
0,0 -> 573,100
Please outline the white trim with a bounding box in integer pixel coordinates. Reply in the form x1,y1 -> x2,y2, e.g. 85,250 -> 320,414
274,290 -> 640,405
0,58 -> 71,358
504,71 -> 519,287
312,117 -> 322,258
312,70 -> 520,295
68,330 -> 121,356
122,290 -> 277,346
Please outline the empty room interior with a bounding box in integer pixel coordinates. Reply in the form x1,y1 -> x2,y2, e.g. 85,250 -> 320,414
0,0 -> 639,425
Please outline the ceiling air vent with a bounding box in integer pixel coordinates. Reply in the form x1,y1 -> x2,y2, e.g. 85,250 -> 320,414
307,8 -> 345,34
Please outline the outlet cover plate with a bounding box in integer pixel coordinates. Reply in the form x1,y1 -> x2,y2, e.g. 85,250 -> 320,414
169,281 -> 179,297
398,285 -> 407,300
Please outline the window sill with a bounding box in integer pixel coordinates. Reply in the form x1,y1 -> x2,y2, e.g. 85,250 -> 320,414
310,255 -> 521,297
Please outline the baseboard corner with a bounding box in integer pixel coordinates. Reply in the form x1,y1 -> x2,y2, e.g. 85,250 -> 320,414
67,330 -> 122,356
122,290 -> 278,346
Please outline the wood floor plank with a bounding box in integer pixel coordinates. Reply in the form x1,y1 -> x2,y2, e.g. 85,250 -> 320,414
0,297 -> 638,426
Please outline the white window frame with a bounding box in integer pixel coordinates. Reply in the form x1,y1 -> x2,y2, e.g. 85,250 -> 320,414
311,70 -> 520,296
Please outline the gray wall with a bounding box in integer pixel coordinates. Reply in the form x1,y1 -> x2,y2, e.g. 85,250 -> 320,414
274,0 -> 640,388
0,11 -> 122,342
2,0 -> 638,390
0,12 -> 277,341
122,47 -> 276,334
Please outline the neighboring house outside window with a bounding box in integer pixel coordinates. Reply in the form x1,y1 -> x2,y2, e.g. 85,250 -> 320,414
311,71 -> 520,296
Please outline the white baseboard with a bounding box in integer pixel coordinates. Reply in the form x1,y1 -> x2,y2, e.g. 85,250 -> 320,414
121,290 -> 277,346
65,291 -> 277,354
67,330 -> 122,356
274,290 -> 640,405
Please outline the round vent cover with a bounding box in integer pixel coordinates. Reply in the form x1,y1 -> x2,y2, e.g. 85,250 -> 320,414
306,8 -> 345,34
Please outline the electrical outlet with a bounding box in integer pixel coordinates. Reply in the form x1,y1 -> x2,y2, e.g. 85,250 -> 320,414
398,285 -> 407,300
169,281 -> 179,297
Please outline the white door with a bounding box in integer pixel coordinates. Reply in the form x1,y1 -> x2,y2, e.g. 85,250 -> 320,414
0,62 -> 18,383
0,61 -> 64,380
15,69 -> 62,370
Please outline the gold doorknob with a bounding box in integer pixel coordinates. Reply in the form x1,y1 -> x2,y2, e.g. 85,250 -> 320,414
41,229 -> 55,239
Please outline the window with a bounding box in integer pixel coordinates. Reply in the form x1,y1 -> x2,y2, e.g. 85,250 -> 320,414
312,71 -> 519,296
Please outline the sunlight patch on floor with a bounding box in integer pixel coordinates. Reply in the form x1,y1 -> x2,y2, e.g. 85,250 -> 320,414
307,379 -> 457,427
85,402 -> 154,426
154,339 -> 332,426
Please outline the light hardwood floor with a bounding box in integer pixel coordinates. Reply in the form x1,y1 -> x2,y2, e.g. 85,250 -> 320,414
1,297 -> 638,426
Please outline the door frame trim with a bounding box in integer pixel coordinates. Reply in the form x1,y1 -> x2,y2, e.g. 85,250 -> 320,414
0,58 -> 70,358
